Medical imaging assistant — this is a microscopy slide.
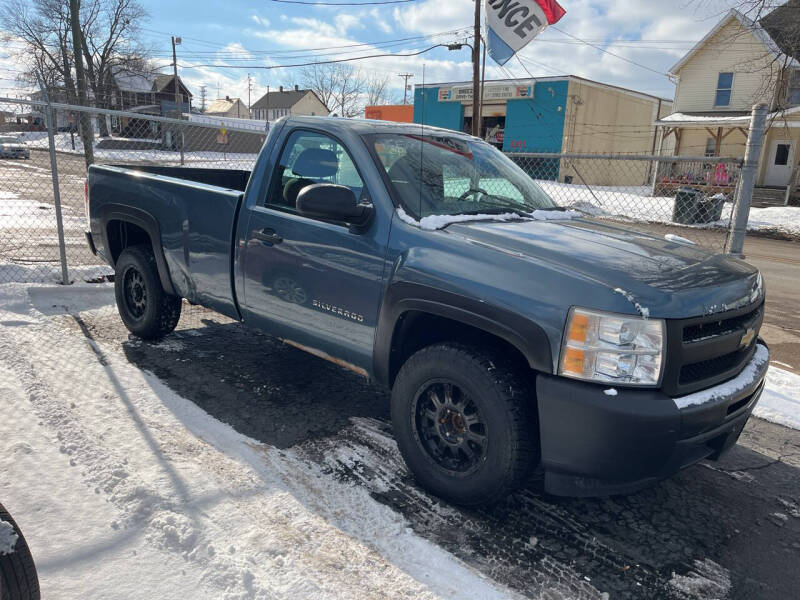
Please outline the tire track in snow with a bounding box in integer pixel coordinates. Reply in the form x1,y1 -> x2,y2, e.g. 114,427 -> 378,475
296,418 -> 733,600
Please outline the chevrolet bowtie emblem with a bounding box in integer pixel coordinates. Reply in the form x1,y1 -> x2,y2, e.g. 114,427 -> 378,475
740,328 -> 756,349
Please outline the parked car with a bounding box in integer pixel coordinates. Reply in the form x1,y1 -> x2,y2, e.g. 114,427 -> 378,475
0,502 -> 40,600
0,136 -> 30,159
85,116 -> 768,505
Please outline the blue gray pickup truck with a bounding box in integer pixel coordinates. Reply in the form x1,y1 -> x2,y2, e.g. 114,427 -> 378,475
86,116 -> 769,505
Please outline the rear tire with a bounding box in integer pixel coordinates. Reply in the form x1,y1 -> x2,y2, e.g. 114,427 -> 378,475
391,343 -> 539,506
0,503 -> 40,600
114,245 -> 181,339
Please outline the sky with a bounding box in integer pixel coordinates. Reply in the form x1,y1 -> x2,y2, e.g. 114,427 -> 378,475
0,0 -> 755,107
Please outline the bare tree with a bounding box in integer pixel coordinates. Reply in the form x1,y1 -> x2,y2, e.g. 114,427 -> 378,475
365,72 -> 392,106
1,0 -> 78,101
80,0 -> 149,135
1,0 -> 149,134
300,63 -> 366,118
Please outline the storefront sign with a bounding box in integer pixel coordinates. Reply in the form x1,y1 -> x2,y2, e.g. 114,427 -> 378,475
438,84 -> 534,103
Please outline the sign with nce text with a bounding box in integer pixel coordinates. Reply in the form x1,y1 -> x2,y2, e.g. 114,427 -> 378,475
485,0 -> 566,65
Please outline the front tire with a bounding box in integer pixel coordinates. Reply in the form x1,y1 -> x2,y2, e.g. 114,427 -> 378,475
391,343 -> 539,506
0,503 -> 40,600
114,245 -> 181,339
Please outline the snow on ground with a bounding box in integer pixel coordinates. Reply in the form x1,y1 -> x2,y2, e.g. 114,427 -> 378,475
536,180 -> 800,238
0,282 -> 522,600
8,131 -> 258,169
753,365 -> 800,430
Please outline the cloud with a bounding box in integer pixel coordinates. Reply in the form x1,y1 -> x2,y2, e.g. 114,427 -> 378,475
250,15 -> 270,28
393,0 -> 473,35
389,0 -> 740,97
370,8 -> 393,34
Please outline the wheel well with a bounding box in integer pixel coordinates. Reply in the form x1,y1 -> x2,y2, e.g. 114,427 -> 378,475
106,219 -> 152,265
388,311 -> 532,387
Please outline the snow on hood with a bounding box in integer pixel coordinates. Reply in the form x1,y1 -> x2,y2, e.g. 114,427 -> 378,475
395,206 -> 581,231
0,520 -> 18,555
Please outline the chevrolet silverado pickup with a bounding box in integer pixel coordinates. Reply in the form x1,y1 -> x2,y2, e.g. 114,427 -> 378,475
86,116 -> 769,505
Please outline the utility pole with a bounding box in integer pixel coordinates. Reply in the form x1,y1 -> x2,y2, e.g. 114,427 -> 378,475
247,73 -> 253,118
171,35 -> 184,165
199,85 -> 207,112
69,0 -> 94,167
398,73 -> 413,104
471,0 -> 481,138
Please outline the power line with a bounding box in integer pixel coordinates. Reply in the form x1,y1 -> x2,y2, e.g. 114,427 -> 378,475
549,26 -> 668,77
269,0 -> 416,4
181,43 -> 463,70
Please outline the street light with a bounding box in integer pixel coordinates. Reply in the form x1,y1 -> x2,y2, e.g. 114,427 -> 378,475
447,41 -> 484,139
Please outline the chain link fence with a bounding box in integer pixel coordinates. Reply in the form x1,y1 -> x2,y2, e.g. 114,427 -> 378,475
0,98 -> 266,285
0,98 -> 749,288
506,152 -> 742,251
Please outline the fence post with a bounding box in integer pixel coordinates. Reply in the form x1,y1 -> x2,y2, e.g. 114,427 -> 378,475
37,77 -> 71,285
727,103 -> 768,258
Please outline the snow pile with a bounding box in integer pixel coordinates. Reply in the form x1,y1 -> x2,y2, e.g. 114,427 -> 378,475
669,558 -> 731,599
664,233 -> 696,245
0,282 -> 519,600
0,520 -> 18,555
674,344 -> 769,409
535,179 -> 800,238
395,206 -> 580,231
753,365 -> 800,430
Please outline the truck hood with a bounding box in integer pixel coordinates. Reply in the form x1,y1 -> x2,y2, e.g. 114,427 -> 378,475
445,217 -> 759,317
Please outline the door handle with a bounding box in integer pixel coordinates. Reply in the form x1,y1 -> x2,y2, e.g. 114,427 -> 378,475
253,229 -> 283,245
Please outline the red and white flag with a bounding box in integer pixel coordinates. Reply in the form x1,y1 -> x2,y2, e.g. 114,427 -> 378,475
485,0 -> 566,65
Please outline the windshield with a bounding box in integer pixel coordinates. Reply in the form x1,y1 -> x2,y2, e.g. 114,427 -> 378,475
0,137 -> 21,144
367,132 -> 557,219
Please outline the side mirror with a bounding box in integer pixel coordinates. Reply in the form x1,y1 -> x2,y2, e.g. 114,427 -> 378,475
297,183 -> 372,225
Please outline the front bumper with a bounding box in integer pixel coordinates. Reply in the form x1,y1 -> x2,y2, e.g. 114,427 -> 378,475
537,342 -> 769,497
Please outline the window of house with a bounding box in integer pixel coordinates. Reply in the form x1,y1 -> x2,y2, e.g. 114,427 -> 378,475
789,69 -> 800,105
705,137 -> 716,157
715,72 -> 734,107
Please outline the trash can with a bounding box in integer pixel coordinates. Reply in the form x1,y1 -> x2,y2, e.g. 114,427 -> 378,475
672,187 -> 703,224
696,193 -> 726,224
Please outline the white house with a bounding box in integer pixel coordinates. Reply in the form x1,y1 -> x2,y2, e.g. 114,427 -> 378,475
655,2 -> 800,202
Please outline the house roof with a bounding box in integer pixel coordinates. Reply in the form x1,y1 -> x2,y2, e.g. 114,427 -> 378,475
154,74 -> 193,97
112,67 -> 193,98
417,74 -> 673,104
759,0 -> 800,62
656,105 -> 800,127
251,89 -> 322,110
669,8 -> 800,75
111,66 -> 154,93
205,98 -> 243,113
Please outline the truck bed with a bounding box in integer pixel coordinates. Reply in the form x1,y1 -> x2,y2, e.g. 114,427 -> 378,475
88,165 -> 249,319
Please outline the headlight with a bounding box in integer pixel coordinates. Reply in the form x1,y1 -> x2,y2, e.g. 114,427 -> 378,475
559,307 -> 665,386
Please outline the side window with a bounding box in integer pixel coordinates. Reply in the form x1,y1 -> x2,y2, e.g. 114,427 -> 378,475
266,130 -> 366,212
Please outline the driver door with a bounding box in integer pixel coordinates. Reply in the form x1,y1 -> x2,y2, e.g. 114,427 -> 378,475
240,129 -> 387,373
